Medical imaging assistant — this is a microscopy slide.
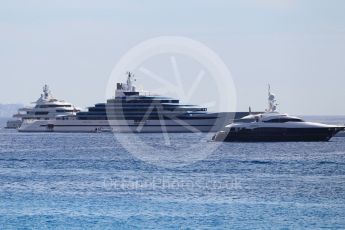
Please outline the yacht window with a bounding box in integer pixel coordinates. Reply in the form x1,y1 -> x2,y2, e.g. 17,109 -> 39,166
38,105 -> 72,108
56,109 -> 74,112
35,112 -> 49,115
264,118 -> 303,123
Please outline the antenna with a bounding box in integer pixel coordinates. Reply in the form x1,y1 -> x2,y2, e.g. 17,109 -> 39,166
43,84 -> 51,99
268,84 -> 270,111
125,71 -> 136,91
267,84 -> 278,112
126,71 -> 133,78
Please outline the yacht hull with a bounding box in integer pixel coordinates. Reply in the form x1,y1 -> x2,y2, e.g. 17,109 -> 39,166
18,118 -> 228,133
213,127 -> 344,142
18,112 -> 245,133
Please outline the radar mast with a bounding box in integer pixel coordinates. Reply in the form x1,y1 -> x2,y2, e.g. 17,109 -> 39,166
267,84 -> 278,112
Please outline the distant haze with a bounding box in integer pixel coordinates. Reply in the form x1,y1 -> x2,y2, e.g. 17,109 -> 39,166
0,0 -> 345,115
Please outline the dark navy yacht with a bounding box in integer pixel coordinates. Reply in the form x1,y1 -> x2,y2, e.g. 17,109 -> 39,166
213,86 -> 344,142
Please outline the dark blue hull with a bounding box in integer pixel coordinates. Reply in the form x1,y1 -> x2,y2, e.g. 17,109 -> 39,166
216,127 -> 344,142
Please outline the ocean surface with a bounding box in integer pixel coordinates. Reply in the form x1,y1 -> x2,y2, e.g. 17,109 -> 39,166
1,117 -> 345,229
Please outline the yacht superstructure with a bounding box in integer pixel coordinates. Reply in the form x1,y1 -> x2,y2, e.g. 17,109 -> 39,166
212,86 -> 344,142
19,73 -> 249,133
6,85 -> 80,129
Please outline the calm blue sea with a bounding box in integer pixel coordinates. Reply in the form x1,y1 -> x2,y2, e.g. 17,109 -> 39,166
0,117 -> 345,229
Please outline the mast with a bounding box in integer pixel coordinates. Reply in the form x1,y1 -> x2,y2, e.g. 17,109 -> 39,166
126,72 -> 132,91
268,84 -> 271,111
43,84 -> 52,99
267,84 -> 278,112
125,71 -> 136,92
115,72 -> 137,97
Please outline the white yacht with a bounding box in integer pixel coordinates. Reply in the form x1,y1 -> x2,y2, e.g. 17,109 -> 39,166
7,85 -> 80,129
212,86 -> 344,142
19,73 -> 250,133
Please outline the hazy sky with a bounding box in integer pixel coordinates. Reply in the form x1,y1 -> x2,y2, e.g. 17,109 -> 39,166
1,0 -> 345,115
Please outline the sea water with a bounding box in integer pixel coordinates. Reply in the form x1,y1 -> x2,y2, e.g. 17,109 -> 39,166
0,120 -> 345,229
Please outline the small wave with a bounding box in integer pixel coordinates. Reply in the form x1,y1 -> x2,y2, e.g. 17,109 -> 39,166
317,161 -> 345,165
248,160 -> 272,165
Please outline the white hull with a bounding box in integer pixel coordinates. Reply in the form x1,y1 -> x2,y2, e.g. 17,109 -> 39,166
18,118 -> 226,133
